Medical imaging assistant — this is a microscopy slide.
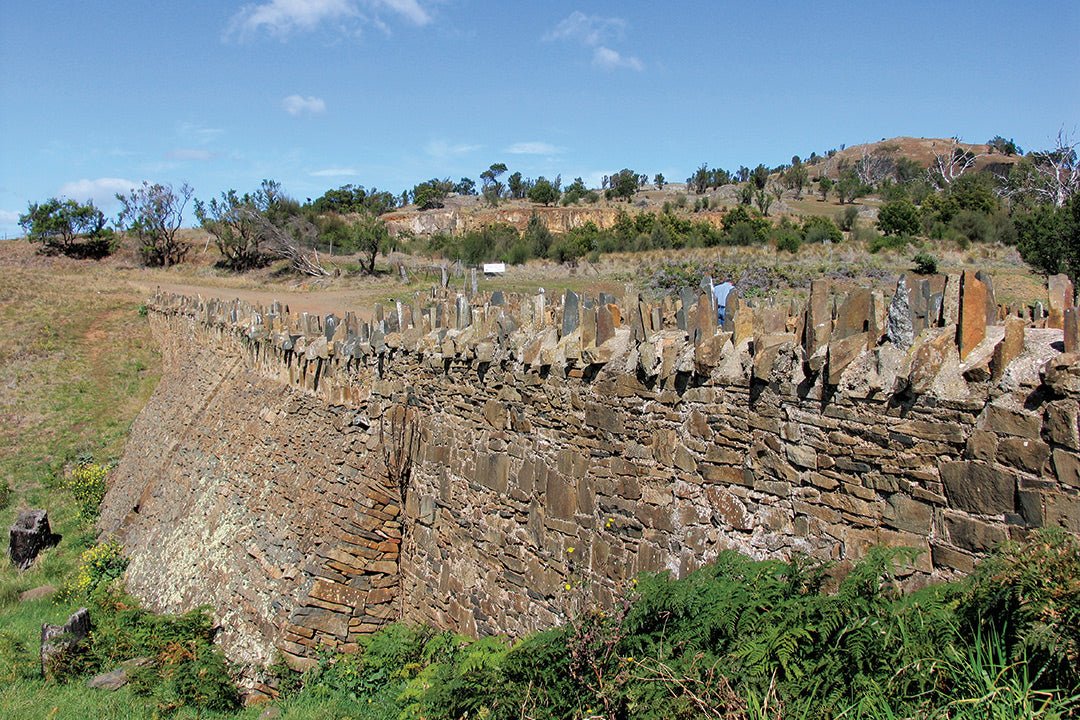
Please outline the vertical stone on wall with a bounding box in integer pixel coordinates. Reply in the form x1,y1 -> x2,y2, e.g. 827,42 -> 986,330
694,291 -> 716,345
805,279 -> 832,370
1048,274 -> 1075,329
834,288 -> 873,342
958,270 -> 988,361
562,290 -> 580,338
975,271 -> 998,326
886,275 -> 914,349
1065,308 -> 1080,354
991,316 -> 1026,380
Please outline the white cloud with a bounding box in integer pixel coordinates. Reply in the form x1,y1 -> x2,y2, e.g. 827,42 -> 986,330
374,0 -> 430,25
310,167 -> 360,177
506,142 -> 562,155
424,139 -> 482,159
593,46 -> 643,72
166,148 -> 217,161
0,210 -> 20,224
546,11 -> 643,71
283,94 -> 327,116
228,0 -> 432,39
546,11 -> 625,46
58,178 -> 139,206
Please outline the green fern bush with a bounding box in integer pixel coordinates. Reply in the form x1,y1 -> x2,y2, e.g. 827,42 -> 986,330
279,533 -> 1079,720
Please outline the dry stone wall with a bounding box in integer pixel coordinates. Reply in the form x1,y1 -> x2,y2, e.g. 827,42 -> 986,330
102,271 -> 1080,672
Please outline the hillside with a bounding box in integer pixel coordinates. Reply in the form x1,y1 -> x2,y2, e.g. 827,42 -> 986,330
379,136 -> 1023,237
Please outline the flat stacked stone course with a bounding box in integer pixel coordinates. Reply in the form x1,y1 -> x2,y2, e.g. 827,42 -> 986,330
101,271 -> 1080,672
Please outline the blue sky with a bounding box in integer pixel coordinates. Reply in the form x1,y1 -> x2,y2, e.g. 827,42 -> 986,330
1,0 -> 1078,236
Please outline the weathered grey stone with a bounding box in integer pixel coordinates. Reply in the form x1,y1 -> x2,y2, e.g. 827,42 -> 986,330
886,275 -> 914,349
87,657 -> 154,691
42,608 -> 91,679
562,290 -> 580,337
9,510 -> 59,570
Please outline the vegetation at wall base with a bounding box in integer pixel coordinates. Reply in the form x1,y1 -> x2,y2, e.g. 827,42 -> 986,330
266,534 -> 1079,720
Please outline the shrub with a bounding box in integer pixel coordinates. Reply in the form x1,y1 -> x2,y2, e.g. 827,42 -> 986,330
66,461 -> 110,521
802,215 -> 843,244
59,539 -> 128,601
773,228 -> 802,253
912,252 -> 938,274
838,205 -> 859,231
19,198 -> 115,259
877,199 -> 921,237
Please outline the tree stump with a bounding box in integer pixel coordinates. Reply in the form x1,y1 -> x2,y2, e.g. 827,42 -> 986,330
9,509 -> 59,569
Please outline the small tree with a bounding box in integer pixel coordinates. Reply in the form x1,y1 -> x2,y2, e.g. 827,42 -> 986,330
609,169 -> 639,202
116,182 -> 193,267
507,172 -> 527,200
754,187 -> 774,216
527,177 -> 559,206
195,184 -> 275,271
412,178 -> 453,210
877,199 -> 921,237
653,173 -> 666,190
750,164 -> 770,190
19,198 -> 114,258
479,163 -> 507,206
819,177 -> 834,202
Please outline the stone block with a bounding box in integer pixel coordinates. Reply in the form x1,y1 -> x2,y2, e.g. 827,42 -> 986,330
884,494 -> 933,535
1043,491 -> 1080,532
996,437 -> 1050,474
1044,401 -> 1080,450
827,332 -> 871,385
475,452 -> 510,494
945,512 -> 1007,553
546,472 -> 577,520
939,460 -> 1015,515
1051,448 -> 1080,488
982,404 -> 1041,439
584,402 -> 625,434
957,270 -> 987,361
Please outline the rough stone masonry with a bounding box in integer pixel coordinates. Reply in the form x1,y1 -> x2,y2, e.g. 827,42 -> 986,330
99,271 -> 1080,677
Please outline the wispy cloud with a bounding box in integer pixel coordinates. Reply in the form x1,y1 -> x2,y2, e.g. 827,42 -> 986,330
0,210 -> 20,225
506,141 -> 562,155
227,0 -> 432,40
545,11 -> 625,46
58,178 -> 139,206
176,122 -> 224,144
283,94 -> 327,116
166,148 -> 218,161
592,46 -> 642,72
309,167 -> 360,177
424,139 -> 482,159
546,10 -> 643,72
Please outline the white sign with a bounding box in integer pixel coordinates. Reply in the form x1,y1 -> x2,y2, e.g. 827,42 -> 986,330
482,263 -> 506,275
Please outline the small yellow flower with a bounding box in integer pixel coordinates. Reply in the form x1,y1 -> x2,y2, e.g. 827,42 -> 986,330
566,546 -> 575,554
564,583 -> 572,591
